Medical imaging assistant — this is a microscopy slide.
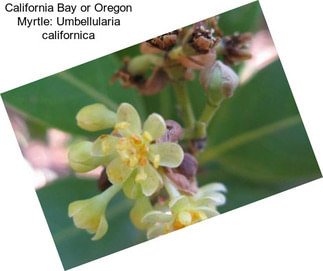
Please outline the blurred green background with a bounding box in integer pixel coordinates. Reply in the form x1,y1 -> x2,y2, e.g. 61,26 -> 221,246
1,2 -> 321,270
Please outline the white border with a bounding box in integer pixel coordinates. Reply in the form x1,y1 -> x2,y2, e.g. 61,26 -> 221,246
1,0 -> 322,270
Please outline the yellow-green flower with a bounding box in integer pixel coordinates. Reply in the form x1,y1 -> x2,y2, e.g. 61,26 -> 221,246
68,184 -> 121,240
141,182 -> 226,239
69,103 -> 184,198
92,103 -> 184,198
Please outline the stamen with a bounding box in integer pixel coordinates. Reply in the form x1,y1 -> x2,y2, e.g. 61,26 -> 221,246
153,154 -> 160,168
173,219 -> 185,230
129,156 -> 139,168
140,145 -> 149,153
114,121 -> 130,131
139,156 -> 148,166
131,134 -> 141,144
115,131 -> 151,169
135,167 -> 147,183
143,131 -> 153,142
191,211 -> 207,221
198,211 -> 207,221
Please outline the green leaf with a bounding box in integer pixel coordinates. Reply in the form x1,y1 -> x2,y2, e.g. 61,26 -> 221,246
198,60 -> 321,184
37,177 -> 145,270
115,44 -> 141,60
1,54 -> 146,137
218,1 -> 263,34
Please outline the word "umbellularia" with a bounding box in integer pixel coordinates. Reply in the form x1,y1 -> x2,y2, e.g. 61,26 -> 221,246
19,17 -> 120,28
5,3 -> 132,14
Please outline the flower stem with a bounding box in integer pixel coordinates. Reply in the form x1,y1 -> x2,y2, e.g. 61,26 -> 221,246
172,81 -> 196,129
100,184 -> 122,204
199,102 -> 220,126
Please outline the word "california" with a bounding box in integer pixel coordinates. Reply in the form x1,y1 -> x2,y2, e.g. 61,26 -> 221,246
5,3 -> 132,14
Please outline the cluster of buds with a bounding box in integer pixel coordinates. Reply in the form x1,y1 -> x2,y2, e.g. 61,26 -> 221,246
111,16 -> 251,154
68,102 -> 226,240
112,17 -> 250,93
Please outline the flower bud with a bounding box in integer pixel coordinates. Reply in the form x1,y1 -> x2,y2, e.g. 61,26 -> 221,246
199,60 -> 239,107
177,153 -> 198,178
76,103 -> 116,132
164,152 -> 199,195
157,120 -> 183,143
127,54 -> 162,76
68,141 -> 102,173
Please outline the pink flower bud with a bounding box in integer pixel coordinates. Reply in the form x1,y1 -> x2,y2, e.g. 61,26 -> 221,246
157,120 -> 183,143
199,60 -> 239,106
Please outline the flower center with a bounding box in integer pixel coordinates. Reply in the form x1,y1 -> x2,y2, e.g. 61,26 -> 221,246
116,133 -> 150,168
172,210 -> 207,230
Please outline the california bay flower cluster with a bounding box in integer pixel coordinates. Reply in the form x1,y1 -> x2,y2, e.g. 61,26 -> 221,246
68,16 -> 251,240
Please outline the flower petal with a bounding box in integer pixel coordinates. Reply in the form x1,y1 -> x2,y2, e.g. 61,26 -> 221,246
147,224 -> 167,239
140,164 -> 162,196
130,196 -> 153,230
116,103 -> 141,135
123,171 -> 143,199
92,135 -> 119,157
177,211 -> 192,226
149,142 -> 184,168
130,197 -> 153,230
92,215 -> 108,240
199,183 -> 227,194
68,199 -> 87,217
169,196 -> 190,213
68,195 -> 106,236
142,211 -> 173,224
107,157 -> 133,184
143,113 -> 166,141
194,206 -> 219,218
195,194 -> 226,207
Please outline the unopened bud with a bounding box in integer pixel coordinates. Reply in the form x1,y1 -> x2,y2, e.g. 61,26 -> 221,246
199,60 -> 239,107
177,153 -> 198,178
76,103 -> 116,132
68,141 -> 102,173
157,120 -> 183,143
127,54 -> 162,76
